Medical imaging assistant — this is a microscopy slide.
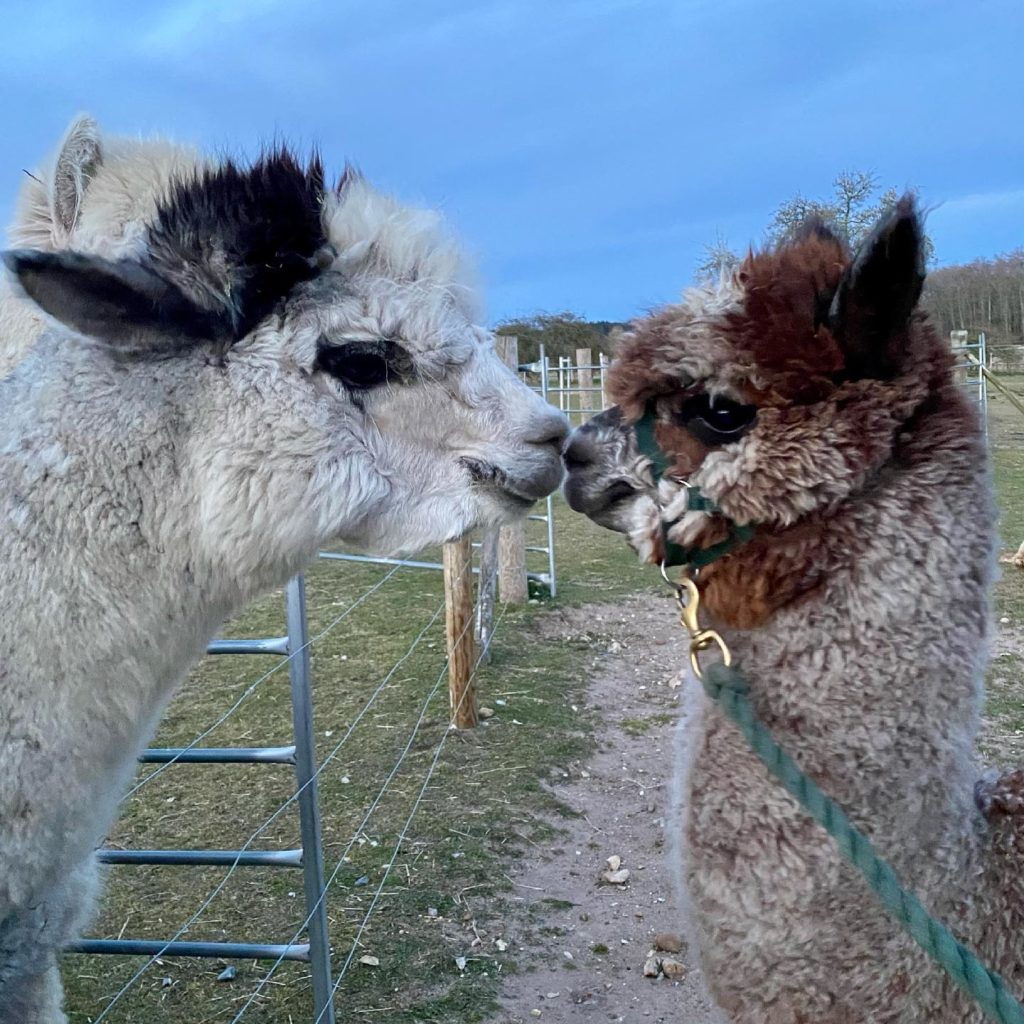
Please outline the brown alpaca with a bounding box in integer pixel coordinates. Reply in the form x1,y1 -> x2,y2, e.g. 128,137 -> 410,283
563,199 -> 1024,1022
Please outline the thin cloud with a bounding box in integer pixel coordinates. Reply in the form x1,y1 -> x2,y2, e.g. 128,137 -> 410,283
934,189 -> 1024,217
140,0 -> 290,53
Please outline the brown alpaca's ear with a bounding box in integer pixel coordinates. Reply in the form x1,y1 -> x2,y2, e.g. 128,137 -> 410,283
828,195 -> 925,379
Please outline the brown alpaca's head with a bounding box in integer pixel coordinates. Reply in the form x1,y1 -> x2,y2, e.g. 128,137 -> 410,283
564,198 -> 952,581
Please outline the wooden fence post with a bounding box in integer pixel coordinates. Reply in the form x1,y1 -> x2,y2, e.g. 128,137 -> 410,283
599,352 -> 612,409
443,536 -> 478,729
494,335 -> 529,605
498,520 -> 528,605
576,347 -> 595,419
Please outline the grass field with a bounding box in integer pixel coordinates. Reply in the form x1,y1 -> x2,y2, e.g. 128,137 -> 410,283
982,372 -> 1024,765
61,380 -> 1024,1024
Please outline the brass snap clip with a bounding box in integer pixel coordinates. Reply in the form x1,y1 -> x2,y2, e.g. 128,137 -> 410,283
661,566 -> 731,680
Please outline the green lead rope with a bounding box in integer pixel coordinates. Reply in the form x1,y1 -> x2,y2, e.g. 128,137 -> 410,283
633,407 -> 754,568
703,661 -> 1024,1024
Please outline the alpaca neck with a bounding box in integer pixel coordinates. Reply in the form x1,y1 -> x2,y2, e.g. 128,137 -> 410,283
0,337 -> 294,748
0,279 -> 47,379
705,391 -> 994,861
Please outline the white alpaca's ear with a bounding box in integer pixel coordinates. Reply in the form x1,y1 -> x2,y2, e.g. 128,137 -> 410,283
51,114 -> 103,239
2,249 -> 229,356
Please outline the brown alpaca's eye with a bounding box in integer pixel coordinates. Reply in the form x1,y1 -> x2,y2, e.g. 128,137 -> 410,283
678,393 -> 757,447
315,340 -> 395,390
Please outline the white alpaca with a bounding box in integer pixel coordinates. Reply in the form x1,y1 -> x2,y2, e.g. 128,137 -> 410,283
0,138 -> 568,1022
1,114 -> 204,378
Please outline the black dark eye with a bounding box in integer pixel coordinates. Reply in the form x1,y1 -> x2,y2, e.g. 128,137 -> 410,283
677,393 -> 757,447
315,341 -> 395,390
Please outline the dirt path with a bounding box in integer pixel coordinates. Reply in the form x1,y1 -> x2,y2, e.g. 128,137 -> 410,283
493,595 -> 722,1024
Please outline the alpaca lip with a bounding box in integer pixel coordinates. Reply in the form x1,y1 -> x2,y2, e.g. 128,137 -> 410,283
461,456 -> 548,506
563,473 -> 638,517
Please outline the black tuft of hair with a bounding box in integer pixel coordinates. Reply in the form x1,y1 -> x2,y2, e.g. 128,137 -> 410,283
147,147 -> 328,341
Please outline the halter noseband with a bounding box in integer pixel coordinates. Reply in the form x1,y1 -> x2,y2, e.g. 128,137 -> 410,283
632,406 -> 755,569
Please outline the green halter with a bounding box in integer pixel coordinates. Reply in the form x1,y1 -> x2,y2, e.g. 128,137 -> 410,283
632,407 -> 755,569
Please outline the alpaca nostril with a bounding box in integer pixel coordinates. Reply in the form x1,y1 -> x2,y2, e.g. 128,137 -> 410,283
563,431 -> 597,470
604,479 -> 639,503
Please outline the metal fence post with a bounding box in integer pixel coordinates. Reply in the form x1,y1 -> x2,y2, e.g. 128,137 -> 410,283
285,576 -> 336,1024
475,530 -> 499,662
495,336 -> 528,604
979,331 -> 989,443
539,350 -> 557,597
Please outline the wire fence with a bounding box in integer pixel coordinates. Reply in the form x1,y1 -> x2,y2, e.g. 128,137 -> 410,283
122,564 -> 404,802
232,600 -> 506,1022
65,547 -> 504,1022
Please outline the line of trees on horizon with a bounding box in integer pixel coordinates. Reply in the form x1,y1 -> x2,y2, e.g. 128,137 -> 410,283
923,252 -> 1024,351
493,312 -> 625,363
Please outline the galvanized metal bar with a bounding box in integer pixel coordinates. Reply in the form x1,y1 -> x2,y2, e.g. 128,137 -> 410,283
979,331 -> 989,443
512,347 -> 559,599
475,530 -> 499,664
320,551 -> 442,569
543,512 -> 557,598
539,347 -> 557,597
472,542 -> 548,554
67,939 -> 311,961
285,576 -> 336,1024
207,637 -> 290,656
97,848 -> 303,868
139,746 -> 296,765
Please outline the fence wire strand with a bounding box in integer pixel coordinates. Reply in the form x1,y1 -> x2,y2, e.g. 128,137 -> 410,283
319,604 -> 507,1020
229,593 -> 501,1021
124,564 -> 403,799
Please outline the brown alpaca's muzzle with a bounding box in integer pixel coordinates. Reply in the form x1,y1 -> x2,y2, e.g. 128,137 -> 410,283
562,406 -> 652,532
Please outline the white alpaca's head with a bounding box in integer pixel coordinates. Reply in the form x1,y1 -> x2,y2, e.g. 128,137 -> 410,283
4,149 -> 568,575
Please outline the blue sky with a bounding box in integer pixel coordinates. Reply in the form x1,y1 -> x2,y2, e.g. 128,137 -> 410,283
1,0 -> 1021,324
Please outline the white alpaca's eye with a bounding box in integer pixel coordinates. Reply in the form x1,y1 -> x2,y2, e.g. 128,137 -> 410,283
677,393 -> 757,447
315,341 -> 394,390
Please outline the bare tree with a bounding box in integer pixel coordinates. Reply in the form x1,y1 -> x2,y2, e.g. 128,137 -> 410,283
695,232 -> 742,282
765,172 -> 933,260
698,173 -> 936,287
